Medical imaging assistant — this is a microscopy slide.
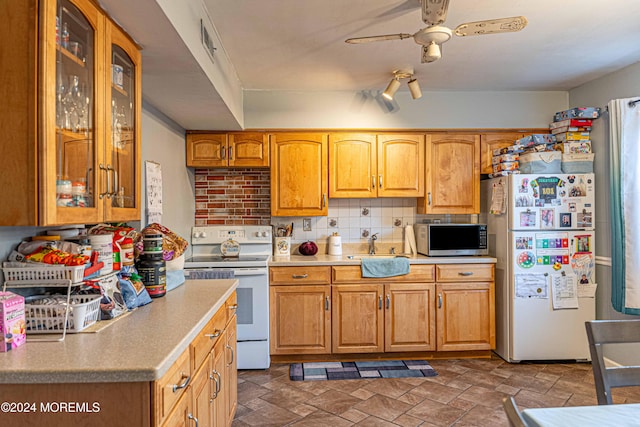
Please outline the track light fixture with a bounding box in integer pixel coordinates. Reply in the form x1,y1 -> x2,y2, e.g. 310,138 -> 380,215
382,70 -> 422,100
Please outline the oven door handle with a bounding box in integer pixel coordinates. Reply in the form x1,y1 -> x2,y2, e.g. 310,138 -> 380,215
231,269 -> 268,277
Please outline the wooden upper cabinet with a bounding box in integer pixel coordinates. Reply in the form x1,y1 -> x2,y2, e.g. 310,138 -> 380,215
229,132 -> 269,167
186,133 -> 227,167
270,133 -> 328,216
186,132 -> 269,168
329,133 -> 424,198
419,134 -> 480,215
377,135 -> 425,197
329,133 -> 377,198
480,133 -> 524,174
0,0 -> 141,226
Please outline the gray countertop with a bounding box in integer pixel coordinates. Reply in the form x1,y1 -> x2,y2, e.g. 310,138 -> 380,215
269,254 -> 496,266
0,279 -> 237,384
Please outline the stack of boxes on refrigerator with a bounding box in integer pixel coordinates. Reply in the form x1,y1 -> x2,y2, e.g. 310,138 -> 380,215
550,107 -> 600,174
489,107 -> 600,178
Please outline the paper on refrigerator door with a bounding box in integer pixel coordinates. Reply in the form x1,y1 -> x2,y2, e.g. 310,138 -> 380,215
515,273 -> 548,298
490,180 -> 507,215
551,274 -> 579,309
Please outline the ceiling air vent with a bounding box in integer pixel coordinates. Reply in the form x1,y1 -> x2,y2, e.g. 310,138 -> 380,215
200,18 -> 217,63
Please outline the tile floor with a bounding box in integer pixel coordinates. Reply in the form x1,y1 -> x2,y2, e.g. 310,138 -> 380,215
233,355 -> 640,426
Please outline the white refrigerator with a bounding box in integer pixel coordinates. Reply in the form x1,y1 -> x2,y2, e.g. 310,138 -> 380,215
481,173 -> 596,362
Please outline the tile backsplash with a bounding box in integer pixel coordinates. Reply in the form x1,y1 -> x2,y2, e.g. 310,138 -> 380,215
194,168 -> 475,249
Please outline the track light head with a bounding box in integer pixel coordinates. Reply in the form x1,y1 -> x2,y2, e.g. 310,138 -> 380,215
408,79 -> 422,99
382,78 -> 401,100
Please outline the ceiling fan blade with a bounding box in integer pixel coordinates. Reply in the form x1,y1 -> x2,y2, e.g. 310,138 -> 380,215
422,0 -> 450,26
454,16 -> 528,37
345,33 -> 413,44
376,0 -> 421,20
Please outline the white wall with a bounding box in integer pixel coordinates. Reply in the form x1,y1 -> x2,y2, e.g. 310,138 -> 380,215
245,90 -> 568,129
569,61 -> 640,368
140,103 -> 195,256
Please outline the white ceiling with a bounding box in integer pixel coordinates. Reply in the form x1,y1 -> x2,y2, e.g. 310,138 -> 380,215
100,0 -> 640,129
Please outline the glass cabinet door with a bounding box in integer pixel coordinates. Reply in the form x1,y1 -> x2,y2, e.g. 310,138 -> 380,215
54,0 -> 97,212
106,23 -> 141,219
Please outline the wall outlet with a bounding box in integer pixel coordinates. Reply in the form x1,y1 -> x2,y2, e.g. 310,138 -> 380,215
303,218 -> 312,231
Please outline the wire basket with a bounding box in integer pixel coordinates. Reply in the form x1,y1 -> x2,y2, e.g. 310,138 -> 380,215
25,295 -> 101,333
2,263 -> 85,284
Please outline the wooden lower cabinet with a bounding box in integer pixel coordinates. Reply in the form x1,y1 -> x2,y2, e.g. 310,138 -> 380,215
225,319 -> 238,425
332,284 -> 384,353
436,264 -> 495,351
270,285 -> 332,354
270,265 -> 494,358
386,283 -> 437,352
332,283 -> 436,353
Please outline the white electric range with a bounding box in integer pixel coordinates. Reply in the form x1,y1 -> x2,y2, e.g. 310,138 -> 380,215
184,225 -> 272,369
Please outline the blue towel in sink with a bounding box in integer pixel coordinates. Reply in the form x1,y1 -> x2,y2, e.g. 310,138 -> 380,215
361,257 -> 410,278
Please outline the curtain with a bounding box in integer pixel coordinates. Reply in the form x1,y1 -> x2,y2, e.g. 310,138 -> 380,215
609,98 -> 640,314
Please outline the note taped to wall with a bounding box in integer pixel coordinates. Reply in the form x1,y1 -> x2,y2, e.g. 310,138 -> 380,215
145,161 -> 163,224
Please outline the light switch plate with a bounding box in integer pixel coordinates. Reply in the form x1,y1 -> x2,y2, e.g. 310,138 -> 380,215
303,218 -> 312,231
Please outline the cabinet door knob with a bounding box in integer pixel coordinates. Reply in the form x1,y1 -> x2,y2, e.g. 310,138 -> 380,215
438,293 -> 443,309
221,146 -> 226,159
325,296 -> 330,311
428,192 -> 432,206
226,344 -> 235,366
386,294 -> 391,310
379,174 -> 383,189
372,175 -> 375,190
229,146 -> 233,160
378,295 -> 383,310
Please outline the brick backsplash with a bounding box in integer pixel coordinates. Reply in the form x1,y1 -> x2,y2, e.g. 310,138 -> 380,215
194,169 -> 271,225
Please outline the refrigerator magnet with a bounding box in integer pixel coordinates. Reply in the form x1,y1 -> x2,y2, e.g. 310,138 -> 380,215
560,213 -> 572,228
541,209 -> 555,229
520,211 -> 536,227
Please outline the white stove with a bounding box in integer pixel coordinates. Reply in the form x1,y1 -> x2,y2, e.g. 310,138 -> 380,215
185,225 -> 272,369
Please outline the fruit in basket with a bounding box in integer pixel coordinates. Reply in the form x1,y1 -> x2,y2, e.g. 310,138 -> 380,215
298,241 -> 318,256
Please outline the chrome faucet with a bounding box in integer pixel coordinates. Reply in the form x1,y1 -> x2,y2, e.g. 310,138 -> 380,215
369,233 -> 378,255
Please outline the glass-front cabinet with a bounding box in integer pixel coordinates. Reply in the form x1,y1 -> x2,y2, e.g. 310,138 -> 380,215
0,0 -> 140,226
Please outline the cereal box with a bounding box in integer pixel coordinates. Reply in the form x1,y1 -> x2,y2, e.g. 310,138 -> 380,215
517,134 -> 556,147
553,107 -> 600,122
0,292 -> 26,352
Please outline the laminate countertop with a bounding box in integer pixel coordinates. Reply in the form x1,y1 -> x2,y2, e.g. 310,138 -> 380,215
0,279 -> 237,384
269,254 -> 496,266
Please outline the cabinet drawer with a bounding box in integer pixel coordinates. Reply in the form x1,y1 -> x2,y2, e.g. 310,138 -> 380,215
190,307 -> 226,371
154,348 -> 191,425
436,264 -> 494,282
225,291 -> 238,325
270,266 -> 332,285
332,265 -> 435,283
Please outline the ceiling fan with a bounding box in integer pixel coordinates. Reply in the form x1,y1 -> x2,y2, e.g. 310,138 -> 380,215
345,0 -> 528,63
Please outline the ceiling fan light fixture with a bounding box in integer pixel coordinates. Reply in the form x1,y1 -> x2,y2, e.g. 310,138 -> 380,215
408,79 -> 422,99
382,78 -> 401,100
424,41 -> 441,62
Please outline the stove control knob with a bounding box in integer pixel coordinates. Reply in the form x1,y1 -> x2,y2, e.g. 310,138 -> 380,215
193,231 -> 206,239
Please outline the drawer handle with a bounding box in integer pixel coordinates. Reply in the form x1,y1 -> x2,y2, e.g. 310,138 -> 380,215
438,293 -> 443,309
188,414 -> 199,427
228,304 -> 238,311
292,274 -> 308,279
205,329 -> 222,339
172,373 -> 191,393
226,344 -> 235,366
458,272 -> 474,276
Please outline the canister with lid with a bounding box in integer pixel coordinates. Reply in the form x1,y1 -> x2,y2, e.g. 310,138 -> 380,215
142,231 -> 163,254
136,252 -> 166,298
89,233 -> 113,274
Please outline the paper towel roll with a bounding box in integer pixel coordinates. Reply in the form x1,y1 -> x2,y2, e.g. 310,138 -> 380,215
404,225 -> 417,255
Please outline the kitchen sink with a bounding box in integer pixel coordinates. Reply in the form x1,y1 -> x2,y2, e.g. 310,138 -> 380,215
345,255 -> 400,260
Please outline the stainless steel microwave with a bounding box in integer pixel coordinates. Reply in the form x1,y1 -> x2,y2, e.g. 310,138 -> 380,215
414,223 -> 488,256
